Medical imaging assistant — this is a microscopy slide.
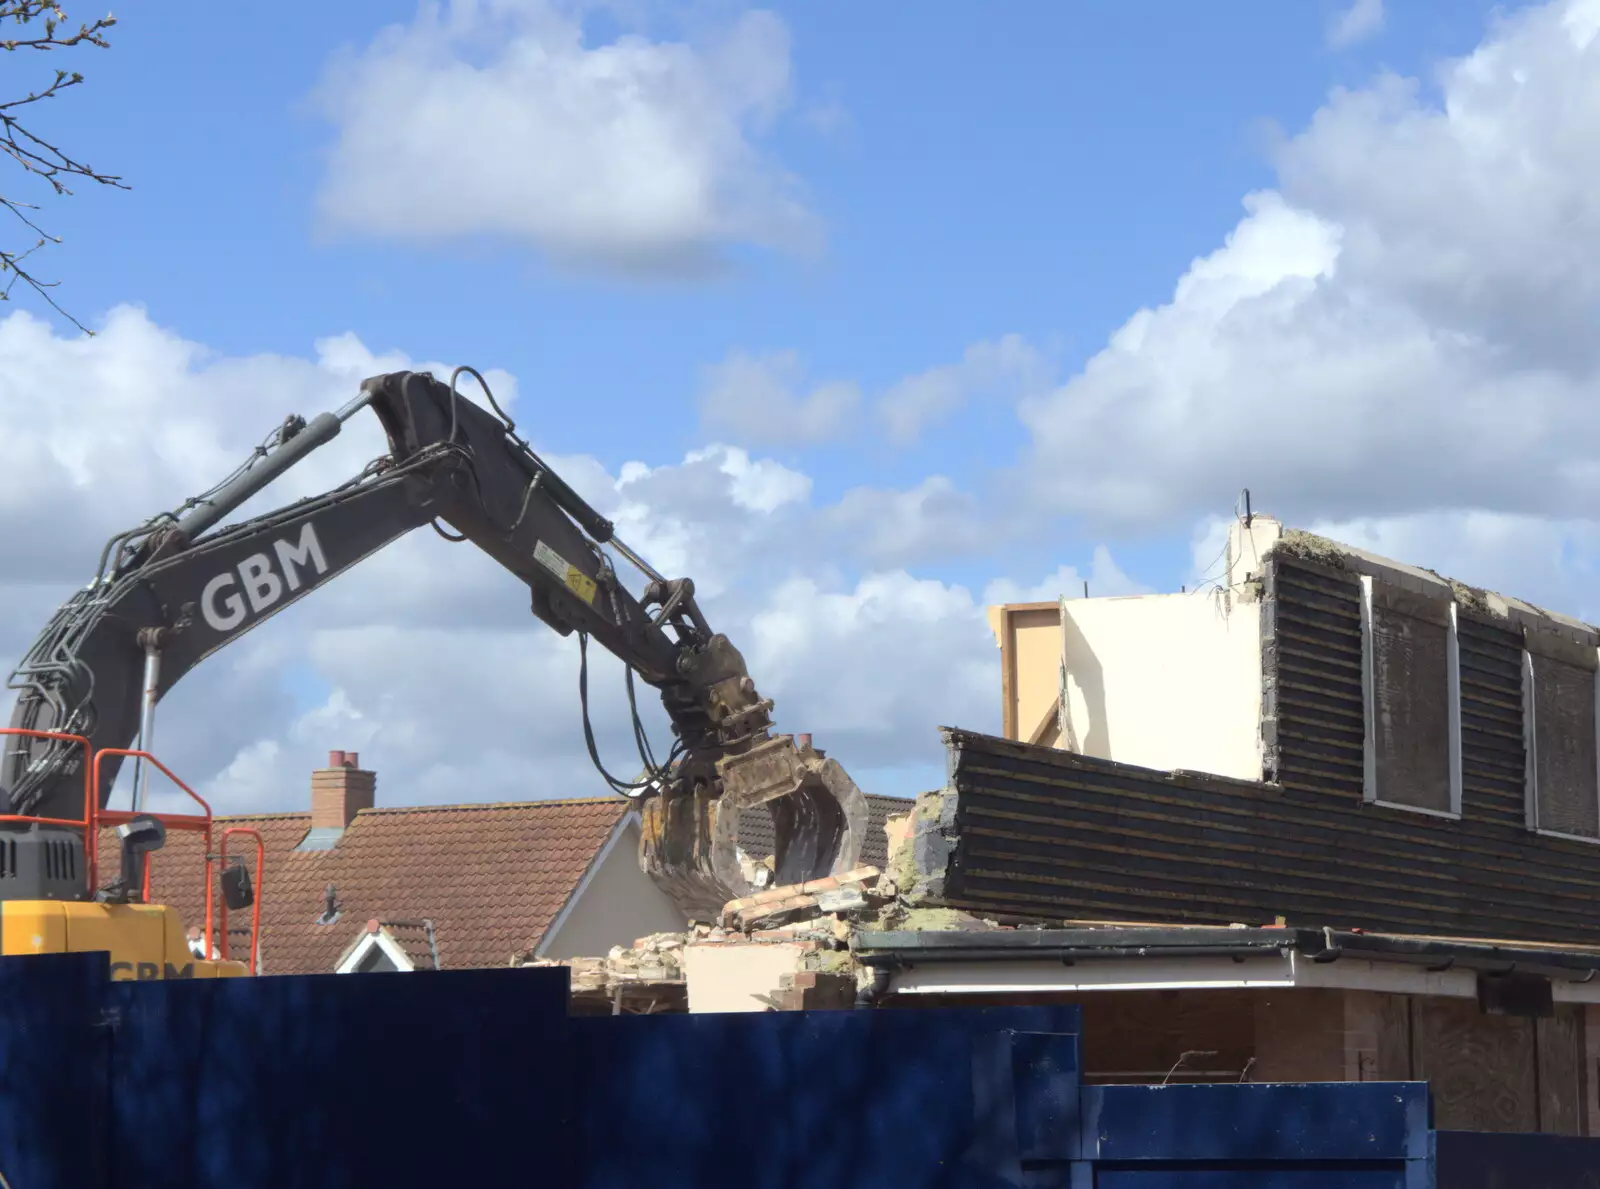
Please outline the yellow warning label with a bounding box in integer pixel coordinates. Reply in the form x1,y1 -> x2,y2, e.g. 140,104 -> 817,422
566,567 -> 597,606
534,540 -> 597,606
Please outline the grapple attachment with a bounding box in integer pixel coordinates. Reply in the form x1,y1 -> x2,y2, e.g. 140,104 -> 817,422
639,734 -> 870,921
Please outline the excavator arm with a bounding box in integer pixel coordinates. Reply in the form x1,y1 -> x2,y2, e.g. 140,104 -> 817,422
4,368 -> 867,918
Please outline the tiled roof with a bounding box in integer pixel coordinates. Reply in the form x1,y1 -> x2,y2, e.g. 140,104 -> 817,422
380,920 -> 442,970
124,797 -> 629,975
735,793 -> 914,869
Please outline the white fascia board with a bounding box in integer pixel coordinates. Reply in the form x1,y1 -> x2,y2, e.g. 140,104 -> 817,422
335,928 -> 416,974
883,951 -> 1600,1004
888,955 -> 1297,996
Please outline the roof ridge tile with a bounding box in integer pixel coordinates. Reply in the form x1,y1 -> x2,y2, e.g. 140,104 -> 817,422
356,798 -> 626,816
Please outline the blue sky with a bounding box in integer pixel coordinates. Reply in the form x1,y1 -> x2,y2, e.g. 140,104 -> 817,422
8,0 -> 1597,808
35,0 -> 1522,591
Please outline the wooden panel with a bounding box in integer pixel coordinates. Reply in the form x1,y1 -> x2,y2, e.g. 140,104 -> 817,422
889,988 -> 1259,1085
1412,998 -> 1536,1133
1251,989 -> 1344,1083
938,727 -> 1600,946
1369,602 -> 1453,813
1457,614 -> 1528,828
1261,559 -> 1366,800
1586,1005 -> 1600,1137
1079,989 -> 1256,1084
1375,993 -> 1412,1082
1270,560 -> 1531,827
1532,653 -> 1600,838
1537,1005 -> 1585,1136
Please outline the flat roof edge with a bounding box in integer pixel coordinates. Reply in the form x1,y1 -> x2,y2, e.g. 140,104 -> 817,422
854,926 -> 1600,978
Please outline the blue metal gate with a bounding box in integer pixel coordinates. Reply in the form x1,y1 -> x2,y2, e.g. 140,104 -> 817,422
0,952 -> 1591,1186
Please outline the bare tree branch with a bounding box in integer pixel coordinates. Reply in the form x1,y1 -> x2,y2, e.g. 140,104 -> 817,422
0,3 -> 121,334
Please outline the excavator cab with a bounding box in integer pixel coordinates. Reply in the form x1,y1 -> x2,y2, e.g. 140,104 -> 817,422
0,728 -> 262,979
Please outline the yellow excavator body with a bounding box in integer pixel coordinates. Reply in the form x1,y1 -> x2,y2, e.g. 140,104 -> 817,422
0,900 -> 249,979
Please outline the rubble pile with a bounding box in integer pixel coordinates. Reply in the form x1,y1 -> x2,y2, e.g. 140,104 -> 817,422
719,865 -> 889,931
523,805 -> 1009,1012
523,931 -> 689,1014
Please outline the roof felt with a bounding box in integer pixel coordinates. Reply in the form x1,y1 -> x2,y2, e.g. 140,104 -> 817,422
128,797 -> 629,975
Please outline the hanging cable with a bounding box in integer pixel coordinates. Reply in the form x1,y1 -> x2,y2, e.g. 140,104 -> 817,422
625,660 -> 687,780
449,363 -> 588,528
595,552 -> 677,781
576,617 -> 686,802
577,631 -> 659,799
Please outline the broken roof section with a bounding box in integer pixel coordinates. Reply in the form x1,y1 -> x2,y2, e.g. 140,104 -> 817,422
906,717 -> 1600,945
1267,520 -> 1597,641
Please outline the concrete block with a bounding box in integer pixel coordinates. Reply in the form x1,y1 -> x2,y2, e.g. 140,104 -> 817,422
683,941 -> 808,1013
816,886 -> 868,913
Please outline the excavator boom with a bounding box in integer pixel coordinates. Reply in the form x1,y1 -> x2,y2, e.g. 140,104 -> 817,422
4,368 -> 866,918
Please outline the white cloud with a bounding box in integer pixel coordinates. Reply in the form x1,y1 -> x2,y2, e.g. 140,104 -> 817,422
313,1 -> 818,275
798,93 -> 852,141
698,333 -> 1049,450
879,334 -> 1048,445
982,548 -> 1149,606
1019,0 -> 1600,536
747,571 -> 998,756
820,476 -> 988,570
682,445 -> 811,514
696,349 -> 859,446
1328,0 -> 1385,50
1302,510 -> 1600,619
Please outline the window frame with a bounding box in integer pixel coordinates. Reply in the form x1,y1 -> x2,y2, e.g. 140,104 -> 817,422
1358,575 -> 1463,819
1521,631 -> 1600,845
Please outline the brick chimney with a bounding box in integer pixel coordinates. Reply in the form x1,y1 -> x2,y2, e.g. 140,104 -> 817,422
311,750 -> 375,830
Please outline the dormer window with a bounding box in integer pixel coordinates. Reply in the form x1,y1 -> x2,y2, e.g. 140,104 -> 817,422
1359,577 -> 1463,817
1523,627 -> 1600,841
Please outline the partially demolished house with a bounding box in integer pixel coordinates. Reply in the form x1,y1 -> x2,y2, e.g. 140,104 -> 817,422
889,514 -> 1600,1135
972,512 -> 1600,933
573,515 -> 1600,1139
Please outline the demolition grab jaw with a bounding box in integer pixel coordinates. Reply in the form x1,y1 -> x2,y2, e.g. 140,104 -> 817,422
3,366 -> 866,913
640,733 -> 871,921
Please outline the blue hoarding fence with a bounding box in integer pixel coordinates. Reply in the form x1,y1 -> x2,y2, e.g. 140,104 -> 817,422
0,951 -> 1592,1186
1433,1130 -> 1600,1189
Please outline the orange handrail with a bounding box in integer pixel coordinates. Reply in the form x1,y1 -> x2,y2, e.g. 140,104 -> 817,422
0,733 -> 262,975
219,826 -> 265,975
92,748 -> 217,954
